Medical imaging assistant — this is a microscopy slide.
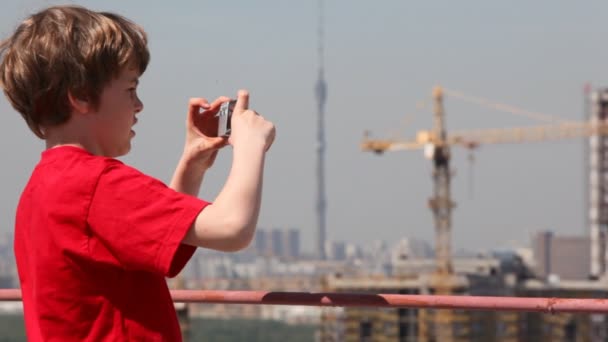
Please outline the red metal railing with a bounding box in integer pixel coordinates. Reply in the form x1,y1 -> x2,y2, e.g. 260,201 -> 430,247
1,289 -> 607,314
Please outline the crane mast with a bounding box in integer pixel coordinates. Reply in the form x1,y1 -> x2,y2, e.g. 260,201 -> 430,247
429,87 -> 456,342
429,86 -> 454,277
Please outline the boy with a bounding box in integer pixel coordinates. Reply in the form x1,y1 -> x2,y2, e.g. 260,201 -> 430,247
0,5 -> 275,341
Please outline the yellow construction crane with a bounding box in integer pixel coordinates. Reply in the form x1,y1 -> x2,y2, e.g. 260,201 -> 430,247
361,86 -> 608,342
361,86 -> 608,275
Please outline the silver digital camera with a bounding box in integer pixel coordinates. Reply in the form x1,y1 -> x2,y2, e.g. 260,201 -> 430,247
216,100 -> 236,137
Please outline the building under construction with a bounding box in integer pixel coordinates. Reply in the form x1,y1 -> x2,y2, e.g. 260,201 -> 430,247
319,255 -> 608,342
318,87 -> 608,341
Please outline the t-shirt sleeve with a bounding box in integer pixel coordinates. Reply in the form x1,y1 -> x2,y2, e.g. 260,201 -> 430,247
87,160 -> 208,277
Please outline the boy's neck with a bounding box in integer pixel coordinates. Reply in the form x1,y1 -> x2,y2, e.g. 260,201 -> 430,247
44,120 -> 98,155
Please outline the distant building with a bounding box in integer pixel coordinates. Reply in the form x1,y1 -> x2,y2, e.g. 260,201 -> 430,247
285,228 -> 300,259
391,238 -> 434,263
345,243 -> 362,260
533,231 -> 591,280
254,228 -> 301,259
254,229 -> 269,256
325,240 -> 346,261
589,88 -> 608,278
271,229 -> 284,258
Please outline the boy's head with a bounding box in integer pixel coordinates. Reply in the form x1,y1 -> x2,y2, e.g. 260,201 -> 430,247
0,5 -> 149,139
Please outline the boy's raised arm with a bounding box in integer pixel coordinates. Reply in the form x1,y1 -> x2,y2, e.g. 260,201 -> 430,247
180,90 -> 275,251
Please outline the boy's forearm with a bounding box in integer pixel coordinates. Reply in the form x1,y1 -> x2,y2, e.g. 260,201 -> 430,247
185,144 -> 265,250
169,156 -> 206,196
214,144 -> 264,230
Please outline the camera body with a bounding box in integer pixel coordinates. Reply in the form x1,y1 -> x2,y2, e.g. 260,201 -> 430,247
216,100 -> 236,137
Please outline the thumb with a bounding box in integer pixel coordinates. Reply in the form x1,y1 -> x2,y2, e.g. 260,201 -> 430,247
233,89 -> 249,114
207,136 -> 228,149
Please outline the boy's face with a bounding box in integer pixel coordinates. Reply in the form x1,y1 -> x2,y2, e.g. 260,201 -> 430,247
90,66 -> 143,157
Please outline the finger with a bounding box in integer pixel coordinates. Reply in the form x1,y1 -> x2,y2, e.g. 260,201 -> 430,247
233,89 -> 249,114
189,98 -> 210,111
209,96 -> 232,111
188,98 -> 210,124
199,96 -> 231,120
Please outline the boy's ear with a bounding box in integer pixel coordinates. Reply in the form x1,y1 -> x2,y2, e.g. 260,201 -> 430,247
67,91 -> 91,114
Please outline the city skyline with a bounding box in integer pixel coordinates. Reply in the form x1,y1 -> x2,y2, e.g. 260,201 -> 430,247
1,1 -> 607,253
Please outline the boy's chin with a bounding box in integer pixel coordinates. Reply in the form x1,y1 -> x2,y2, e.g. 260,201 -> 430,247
110,143 -> 132,158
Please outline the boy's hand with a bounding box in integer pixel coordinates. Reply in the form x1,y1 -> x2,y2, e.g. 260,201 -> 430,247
229,90 -> 276,152
183,97 -> 230,170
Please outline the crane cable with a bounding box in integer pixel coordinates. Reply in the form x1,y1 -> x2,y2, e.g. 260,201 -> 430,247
442,88 -> 574,124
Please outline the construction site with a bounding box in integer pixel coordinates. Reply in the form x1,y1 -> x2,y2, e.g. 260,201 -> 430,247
296,0 -> 608,337
316,86 -> 608,342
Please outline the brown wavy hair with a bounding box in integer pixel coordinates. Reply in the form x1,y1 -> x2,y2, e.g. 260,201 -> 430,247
0,6 -> 150,138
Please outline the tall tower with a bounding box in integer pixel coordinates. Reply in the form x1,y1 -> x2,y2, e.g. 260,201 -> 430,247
315,0 -> 328,260
589,89 -> 608,278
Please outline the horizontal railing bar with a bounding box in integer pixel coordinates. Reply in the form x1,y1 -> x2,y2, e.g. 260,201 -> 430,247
1,289 -> 606,314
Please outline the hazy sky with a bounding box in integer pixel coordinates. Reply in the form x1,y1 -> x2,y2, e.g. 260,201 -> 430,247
1,1 -> 607,254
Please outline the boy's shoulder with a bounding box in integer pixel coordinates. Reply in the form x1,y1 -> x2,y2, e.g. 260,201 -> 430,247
28,146 -> 132,194
35,145 -> 160,190
37,146 -> 123,175
22,145 -> 157,215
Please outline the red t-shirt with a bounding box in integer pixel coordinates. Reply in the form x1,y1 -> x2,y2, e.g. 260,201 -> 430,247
14,146 -> 208,341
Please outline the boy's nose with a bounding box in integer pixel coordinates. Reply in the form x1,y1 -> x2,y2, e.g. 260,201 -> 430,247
134,96 -> 144,113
